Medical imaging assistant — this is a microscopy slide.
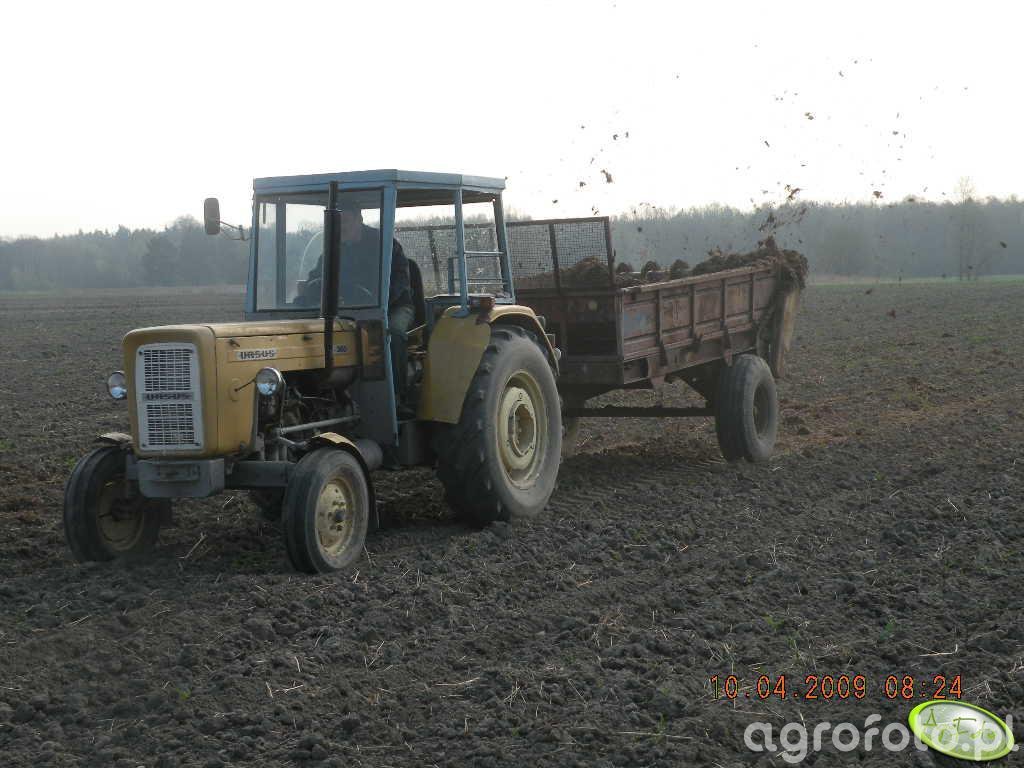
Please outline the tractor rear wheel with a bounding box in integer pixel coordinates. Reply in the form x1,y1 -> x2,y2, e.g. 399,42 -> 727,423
64,446 -> 164,562
434,325 -> 562,526
715,354 -> 779,463
282,448 -> 370,573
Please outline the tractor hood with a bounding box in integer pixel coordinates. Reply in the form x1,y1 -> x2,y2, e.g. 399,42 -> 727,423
122,319 -> 363,459
127,319 -> 357,340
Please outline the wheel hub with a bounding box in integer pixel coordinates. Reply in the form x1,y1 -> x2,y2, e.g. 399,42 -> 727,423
497,371 -> 547,488
753,382 -> 771,436
315,480 -> 354,556
97,480 -> 145,551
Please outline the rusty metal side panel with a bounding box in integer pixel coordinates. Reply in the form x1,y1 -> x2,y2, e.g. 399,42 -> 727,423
517,265 -> 781,394
621,269 -> 775,361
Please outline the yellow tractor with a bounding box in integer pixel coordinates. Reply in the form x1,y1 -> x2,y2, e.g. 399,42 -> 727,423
65,171 -> 562,573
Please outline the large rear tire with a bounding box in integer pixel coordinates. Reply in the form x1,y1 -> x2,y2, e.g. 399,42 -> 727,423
282,449 -> 370,573
64,446 -> 164,562
715,355 -> 779,463
434,325 -> 561,526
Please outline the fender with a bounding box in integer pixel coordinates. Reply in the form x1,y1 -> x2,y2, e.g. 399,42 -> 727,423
304,432 -> 380,531
418,305 -> 557,424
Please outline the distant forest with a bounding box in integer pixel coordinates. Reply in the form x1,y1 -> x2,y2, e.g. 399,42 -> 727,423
2,196 -> 1021,291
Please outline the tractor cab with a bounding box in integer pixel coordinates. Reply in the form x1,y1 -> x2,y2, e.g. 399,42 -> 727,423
238,169 -> 516,322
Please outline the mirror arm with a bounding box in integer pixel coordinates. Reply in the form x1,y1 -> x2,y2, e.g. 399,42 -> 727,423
218,221 -> 247,241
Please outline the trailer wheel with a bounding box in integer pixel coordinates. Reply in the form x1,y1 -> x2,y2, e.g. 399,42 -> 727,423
434,325 -> 562,526
715,354 -> 778,463
64,446 -> 164,562
282,448 -> 369,573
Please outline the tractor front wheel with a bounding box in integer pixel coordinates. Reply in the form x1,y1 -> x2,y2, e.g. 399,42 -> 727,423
434,325 -> 562,526
64,446 -> 164,562
282,448 -> 370,573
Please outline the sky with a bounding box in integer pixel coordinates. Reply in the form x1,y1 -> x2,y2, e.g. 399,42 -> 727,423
2,0 -> 1022,237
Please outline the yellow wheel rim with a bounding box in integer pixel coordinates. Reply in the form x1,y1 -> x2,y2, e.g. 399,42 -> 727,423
96,480 -> 146,552
497,370 -> 548,489
315,478 -> 356,557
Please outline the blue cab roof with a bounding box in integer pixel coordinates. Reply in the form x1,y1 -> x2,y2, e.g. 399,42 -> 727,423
253,169 -> 506,198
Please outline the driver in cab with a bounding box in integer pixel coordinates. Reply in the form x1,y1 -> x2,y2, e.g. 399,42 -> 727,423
303,200 -> 415,335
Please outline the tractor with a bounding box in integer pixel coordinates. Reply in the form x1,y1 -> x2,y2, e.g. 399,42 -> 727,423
64,171 -> 562,573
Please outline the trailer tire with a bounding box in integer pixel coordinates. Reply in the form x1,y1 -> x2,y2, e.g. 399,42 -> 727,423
64,446 -> 164,562
715,354 -> 778,463
434,325 -> 562,526
282,448 -> 369,573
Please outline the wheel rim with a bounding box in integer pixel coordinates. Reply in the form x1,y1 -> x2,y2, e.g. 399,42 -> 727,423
96,480 -> 146,552
497,369 -> 548,489
753,382 -> 772,437
315,478 -> 357,558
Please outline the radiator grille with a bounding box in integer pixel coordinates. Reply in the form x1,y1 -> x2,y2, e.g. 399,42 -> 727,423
141,347 -> 192,391
136,343 -> 203,450
144,403 -> 197,447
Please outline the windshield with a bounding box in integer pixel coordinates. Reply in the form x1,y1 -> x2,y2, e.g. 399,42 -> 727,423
254,190 -> 383,311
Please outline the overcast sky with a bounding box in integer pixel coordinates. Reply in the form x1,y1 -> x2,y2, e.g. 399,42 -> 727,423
2,0 -> 1021,237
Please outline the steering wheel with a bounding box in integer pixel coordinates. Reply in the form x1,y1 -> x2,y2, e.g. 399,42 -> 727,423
298,230 -> 324,282
342,283 -> 376,304
295,277 -> 375,307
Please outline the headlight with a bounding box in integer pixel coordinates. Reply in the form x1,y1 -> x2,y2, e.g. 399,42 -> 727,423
107,371 -> 127,400
255,367 -> 284,397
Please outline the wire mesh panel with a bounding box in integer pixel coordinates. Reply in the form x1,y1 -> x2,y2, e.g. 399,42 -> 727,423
395,223 -> 503,296
509,217 -> 613,292
392,226 -> 434,291
395,216 -> 613,296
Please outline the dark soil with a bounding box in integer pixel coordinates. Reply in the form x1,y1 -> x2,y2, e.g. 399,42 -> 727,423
0,281 -> 1022,767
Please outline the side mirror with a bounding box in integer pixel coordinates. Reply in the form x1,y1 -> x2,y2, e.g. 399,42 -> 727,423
203,198 -> 221,236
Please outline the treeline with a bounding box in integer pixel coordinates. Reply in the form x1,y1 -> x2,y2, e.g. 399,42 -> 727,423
0,217 -> 247,291
2,198 -> 1022,291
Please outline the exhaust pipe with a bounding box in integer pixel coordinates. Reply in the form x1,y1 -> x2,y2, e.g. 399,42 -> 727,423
322,181 -> 341,372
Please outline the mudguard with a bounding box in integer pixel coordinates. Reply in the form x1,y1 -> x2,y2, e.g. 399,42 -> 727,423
418,307 -> 556,424
305,432 -> 379,531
